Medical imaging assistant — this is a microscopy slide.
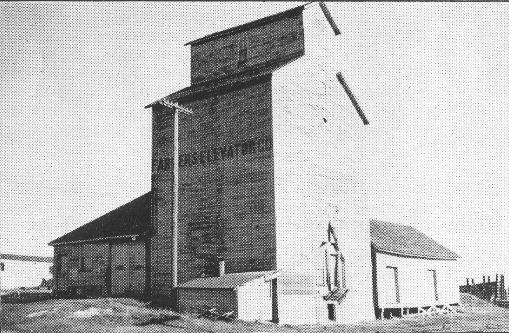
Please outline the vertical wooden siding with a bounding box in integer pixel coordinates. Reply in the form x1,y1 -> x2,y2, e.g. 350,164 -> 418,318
189,11 -> 304,84
151,79 -> 277,296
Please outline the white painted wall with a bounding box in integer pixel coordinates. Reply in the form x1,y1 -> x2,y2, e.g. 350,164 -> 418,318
0,259 -> 52,290
272,4 -> 375,324
375,252 -> 460,309
237,278 -> 272,321
332,218 -> 375,323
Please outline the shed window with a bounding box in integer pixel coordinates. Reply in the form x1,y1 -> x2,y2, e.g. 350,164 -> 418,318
238,37 -> 248,67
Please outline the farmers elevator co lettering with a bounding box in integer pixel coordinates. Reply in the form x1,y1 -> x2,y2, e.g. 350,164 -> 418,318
153,135 -> 272,172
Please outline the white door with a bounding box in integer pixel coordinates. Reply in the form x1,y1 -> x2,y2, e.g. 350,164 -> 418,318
384,266 -> 399,305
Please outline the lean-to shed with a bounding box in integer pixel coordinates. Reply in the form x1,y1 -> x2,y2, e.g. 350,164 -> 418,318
177,270 -> 279,322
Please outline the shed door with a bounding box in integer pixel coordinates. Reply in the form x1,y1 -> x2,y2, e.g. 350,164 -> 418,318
384,266 -> 400,305
111,242 -> 145,295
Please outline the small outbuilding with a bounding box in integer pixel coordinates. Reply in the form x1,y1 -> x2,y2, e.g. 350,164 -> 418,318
177,269 -> 280,322
370,220 -> 461,318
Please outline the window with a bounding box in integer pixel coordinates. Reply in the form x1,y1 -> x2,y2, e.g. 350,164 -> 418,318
79,257 -> 86,272
238,37 -> 248,67
327,304 -> 336,321
385,266 -> 400,304
429,269 -> 438,301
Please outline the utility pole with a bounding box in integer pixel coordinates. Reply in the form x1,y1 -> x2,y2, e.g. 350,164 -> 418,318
159,100 -> 192,289
0,261 -> 4,332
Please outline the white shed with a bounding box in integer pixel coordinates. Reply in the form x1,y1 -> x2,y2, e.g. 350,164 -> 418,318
177,270 -> 279,322
370,220 -> 461,318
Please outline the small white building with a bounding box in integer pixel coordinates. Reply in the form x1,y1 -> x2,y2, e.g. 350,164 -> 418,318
370,219 -> 461,319
178,270 -> 279,322
0,254 -> 52,291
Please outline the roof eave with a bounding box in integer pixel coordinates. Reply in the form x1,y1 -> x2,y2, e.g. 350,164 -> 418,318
184,5 -> 304,47
145,53 -> 301,109
49,233 -> 146,246
372,244 -> 460,261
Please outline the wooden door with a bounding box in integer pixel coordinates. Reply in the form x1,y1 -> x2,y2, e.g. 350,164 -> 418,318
111,242 -> 145,295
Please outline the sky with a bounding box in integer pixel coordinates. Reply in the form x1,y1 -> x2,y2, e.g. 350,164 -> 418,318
1,2 -> 508,283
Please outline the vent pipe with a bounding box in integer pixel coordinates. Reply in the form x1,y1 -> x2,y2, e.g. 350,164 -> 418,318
218,259 -> 225,277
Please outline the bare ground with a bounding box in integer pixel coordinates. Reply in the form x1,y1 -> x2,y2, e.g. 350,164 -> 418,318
2,293 -> 508,333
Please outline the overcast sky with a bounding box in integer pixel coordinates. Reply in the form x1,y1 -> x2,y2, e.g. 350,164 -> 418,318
1,2 -> 508,282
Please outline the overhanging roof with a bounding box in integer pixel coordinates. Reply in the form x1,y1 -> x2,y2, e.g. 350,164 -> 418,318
178,271 -> 279,290
370,219 -> 460,260
0,254 -> 52,263
49,192 -> 151,246
184,5 -> 304,46
145,55 -> 300,109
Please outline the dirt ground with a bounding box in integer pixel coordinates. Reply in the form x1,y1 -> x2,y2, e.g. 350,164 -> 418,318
2,293 -> 509,333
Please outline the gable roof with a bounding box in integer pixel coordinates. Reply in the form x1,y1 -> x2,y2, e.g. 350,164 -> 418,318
370,219 -> 460,260
178,271 -> 279,290
49,192 -> 151,246
184,6 -> 304,46
0,254 -> 52,263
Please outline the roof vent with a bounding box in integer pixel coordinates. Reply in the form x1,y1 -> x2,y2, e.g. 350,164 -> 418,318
218,258 -> 225,277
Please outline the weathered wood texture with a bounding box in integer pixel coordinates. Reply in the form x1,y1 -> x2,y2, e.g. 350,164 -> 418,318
177,289 -> 237,315
53,243 -> 109,295
53,241 -> 147,296
151,79 -> 276,296
111,241 -> 146,296
189,11 -> 304,84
